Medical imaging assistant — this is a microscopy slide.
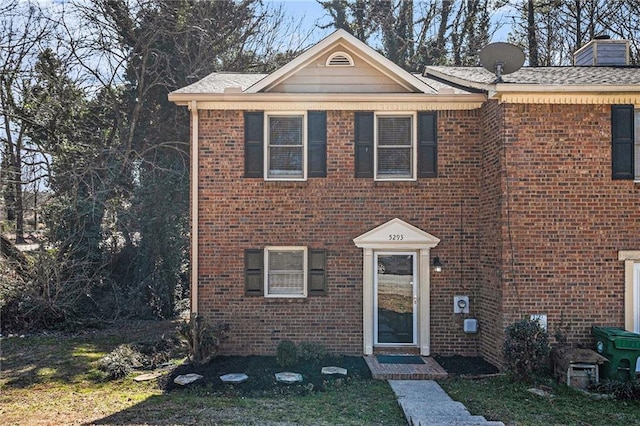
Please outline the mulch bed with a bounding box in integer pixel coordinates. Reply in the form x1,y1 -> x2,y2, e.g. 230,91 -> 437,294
163,355 -> 371,396
163,354 -> 499,396
434,355 -> 500,376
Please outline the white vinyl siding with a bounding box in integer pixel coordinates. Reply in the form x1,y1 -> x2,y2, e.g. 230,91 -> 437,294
375,113 -> 416,180
269,54 -> 408,93
265,113 -> 306,180
265,247 -> 307,297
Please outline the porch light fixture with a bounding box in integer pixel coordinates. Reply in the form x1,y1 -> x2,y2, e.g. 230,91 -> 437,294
433,257 -> 442,272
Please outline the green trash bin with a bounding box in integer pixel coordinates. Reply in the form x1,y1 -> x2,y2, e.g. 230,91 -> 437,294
593,326 -> 640,381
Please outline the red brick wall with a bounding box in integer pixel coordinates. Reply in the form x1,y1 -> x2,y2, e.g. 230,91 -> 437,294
195,103 -> 640,362
477,100 -> 506,367
196,109 -> 484,356
484,102 -> 640,366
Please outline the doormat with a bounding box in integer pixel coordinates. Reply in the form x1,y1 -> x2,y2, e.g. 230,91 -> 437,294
376,355 -> 425,364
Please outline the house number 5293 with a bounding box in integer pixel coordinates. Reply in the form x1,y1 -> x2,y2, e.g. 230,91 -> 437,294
389,234 -> 404,241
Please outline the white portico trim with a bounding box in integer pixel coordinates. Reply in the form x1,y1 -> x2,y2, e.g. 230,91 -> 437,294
353,218 -> 440,356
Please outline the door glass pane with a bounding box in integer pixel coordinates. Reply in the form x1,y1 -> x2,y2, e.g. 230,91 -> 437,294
376,254 -> 414,344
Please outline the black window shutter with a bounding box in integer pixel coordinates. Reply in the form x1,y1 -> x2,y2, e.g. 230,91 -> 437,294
244,249 -> 264,296
418,112 -> 437,178
308,111 -> 327,177
612,105 -> 634,180
354,112 -> 374,177
308,249 -> 327,296
244,112 -> 264,178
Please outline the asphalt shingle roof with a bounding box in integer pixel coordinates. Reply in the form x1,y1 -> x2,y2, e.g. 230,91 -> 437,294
425,66 -> 640,86
173,73 -> 267,94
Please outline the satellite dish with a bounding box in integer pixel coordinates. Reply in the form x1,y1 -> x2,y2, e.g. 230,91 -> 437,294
479,42 -> 525,83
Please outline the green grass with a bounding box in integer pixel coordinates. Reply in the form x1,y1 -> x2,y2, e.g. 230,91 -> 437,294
439,376 -> 640,426
0,322 -> 406,425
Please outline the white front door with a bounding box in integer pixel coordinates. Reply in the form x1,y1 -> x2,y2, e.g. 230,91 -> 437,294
374,252 -> 417,346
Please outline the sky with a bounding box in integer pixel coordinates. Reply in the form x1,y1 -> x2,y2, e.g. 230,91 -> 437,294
267,0 -> 514,47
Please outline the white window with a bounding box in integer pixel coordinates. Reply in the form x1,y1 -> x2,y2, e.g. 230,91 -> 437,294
635,111 -> 640,181
375,113 -> 416,180
265,247 -> 307,297
266,113 -> 306,180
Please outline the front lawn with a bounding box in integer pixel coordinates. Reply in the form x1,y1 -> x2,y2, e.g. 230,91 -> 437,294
440,375 -> 640,426
0,321 -> 405,425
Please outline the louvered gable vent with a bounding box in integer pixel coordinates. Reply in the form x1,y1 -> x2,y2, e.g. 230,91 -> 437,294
326,51 -> 354,67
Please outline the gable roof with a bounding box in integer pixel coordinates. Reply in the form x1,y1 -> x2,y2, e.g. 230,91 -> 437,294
246,29 -> 435,94
168,30 -> 484,109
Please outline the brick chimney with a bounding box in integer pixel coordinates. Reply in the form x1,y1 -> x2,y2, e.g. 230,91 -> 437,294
574,35 -> 630,66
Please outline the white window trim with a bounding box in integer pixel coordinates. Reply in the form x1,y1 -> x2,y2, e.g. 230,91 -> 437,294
264,246 -> 308,298
264,112 -> 307,181
373,112 -> 417,181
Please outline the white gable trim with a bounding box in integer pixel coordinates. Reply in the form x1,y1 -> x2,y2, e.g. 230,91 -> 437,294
246,29 -> 435,94
353,218 -> 440,249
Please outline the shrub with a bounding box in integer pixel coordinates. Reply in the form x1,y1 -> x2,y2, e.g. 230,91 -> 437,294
590,379 -> 640,400
298,341 -> 327,362
178,313 -> 229,365
98,344 -> 144,379
276,340 -> 298,368
502,318 -> 550,382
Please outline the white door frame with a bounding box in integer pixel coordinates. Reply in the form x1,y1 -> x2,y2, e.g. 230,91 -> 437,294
635,262 -> 640,334
354,218 -> 440,356
374,252 -> 418,346
619,251 -> 640,333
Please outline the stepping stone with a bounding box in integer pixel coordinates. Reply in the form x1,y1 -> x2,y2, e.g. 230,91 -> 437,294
321,366 -> 347,375
174,373 -> 203,385
275,372 -> 303,383
220,373 -> 249,383
134,371 -> 164,382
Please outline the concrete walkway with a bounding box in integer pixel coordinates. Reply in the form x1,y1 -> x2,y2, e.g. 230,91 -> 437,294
389,380 -> 505,426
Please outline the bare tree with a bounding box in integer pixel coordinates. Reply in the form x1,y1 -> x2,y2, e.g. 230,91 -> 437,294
0,1 -> 54,243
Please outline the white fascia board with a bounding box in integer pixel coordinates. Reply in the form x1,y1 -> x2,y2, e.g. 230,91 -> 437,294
168,92 -> 487,110
494,83 -> 640,93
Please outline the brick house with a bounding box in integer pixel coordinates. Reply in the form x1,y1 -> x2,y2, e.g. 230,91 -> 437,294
169,30 -> 640,367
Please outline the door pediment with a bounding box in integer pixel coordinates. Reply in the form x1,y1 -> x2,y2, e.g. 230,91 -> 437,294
353,218 -> 440,249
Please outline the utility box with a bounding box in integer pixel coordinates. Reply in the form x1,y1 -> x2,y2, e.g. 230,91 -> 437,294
552,346 -> 608,389
565,363 -> 598,389
593,326 -> 640,381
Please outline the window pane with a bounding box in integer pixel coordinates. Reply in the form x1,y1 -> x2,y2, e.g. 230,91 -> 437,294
269,146 -> 303,175
269,116 -> 302,146
377,116 -> 413,179
378,147 -> 411,176
378,117 -> 411,146
268,115 -> 303,178
268,250 -> 304,295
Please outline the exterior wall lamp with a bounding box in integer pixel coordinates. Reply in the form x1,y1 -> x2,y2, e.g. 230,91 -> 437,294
433,256 -> 442,272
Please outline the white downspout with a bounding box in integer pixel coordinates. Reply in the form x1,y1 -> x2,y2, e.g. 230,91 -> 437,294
190,101 -> 199,315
